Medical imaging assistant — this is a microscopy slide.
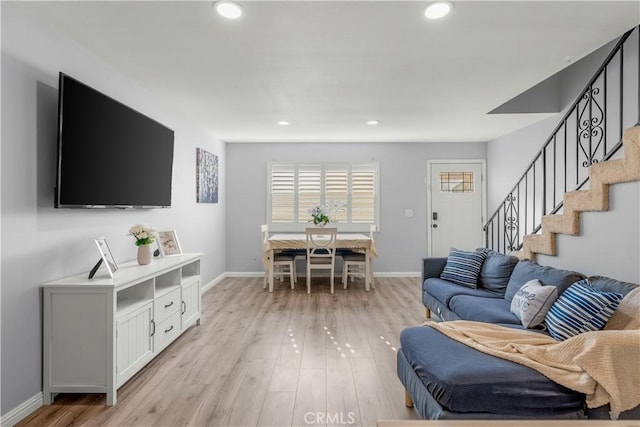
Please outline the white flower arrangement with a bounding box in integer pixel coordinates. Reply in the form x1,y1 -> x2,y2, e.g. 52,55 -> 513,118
308,205 -> 331,225
128,224 -> 158,246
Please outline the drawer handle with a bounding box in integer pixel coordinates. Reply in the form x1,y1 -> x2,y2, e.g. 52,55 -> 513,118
164,301 -> 174,308
164,325 -> 174,334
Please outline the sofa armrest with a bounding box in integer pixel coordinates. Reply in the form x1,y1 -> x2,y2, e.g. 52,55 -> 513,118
422,257 -> 448,283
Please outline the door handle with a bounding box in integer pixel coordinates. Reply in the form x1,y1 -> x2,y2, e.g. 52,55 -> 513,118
432,212 -> 438,221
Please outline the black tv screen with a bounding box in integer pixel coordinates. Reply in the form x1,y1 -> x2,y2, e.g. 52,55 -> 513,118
55,73 -> 174,208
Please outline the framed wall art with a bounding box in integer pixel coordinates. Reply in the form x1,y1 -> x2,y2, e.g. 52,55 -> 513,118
196,148 -> 219,203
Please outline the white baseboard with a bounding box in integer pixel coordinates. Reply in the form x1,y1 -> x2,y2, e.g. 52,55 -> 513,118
224,272 -> 263,278
1,392 -> 43,427
201,272 -> 226,293
374,272 -> 421,278
223,271 -> 421,278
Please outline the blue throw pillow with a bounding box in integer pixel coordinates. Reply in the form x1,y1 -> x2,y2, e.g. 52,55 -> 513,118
476,248 -> 519,296
545,279 -> 623,341
504,260 -> 584,303
440,249 -> 486,289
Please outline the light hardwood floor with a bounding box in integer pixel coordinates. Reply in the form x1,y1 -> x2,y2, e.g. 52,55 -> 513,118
19,276 -> 426,426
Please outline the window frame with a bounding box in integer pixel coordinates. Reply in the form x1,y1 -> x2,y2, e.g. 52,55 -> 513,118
266,161 -> 380,232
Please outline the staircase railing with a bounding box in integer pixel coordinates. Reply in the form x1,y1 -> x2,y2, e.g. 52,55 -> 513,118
485,26 -> 640,253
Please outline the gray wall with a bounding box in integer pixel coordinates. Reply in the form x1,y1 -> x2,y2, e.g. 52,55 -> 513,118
1,4 -> 226,415
536,182 -> 639,282
486,30 -> 640,283
226,142 -> 486,274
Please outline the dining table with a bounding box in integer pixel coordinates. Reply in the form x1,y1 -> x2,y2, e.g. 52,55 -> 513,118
264,232 -> 376,293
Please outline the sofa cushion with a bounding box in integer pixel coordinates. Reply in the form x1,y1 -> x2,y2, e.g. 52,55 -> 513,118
399,326 -> 585,416
423,292 -> 463,322
588,275 -> 639,297
545,279 -> 623,341
440,249 -> 486,288
424,277 -> 500,307
510,279 -> 558,328
449,295 -> 522,325
476,248 -> 519,296
504,260 -> 584,303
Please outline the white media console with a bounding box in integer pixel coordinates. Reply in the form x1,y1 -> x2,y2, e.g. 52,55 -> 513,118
42,253 -> 202,405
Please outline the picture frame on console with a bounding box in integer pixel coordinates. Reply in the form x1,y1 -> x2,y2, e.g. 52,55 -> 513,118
157,230 -> 182,257
93,237 -> 118,278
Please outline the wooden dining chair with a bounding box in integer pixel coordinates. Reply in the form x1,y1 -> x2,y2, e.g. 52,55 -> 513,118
261,224 -> 296,290
342,224 -> 377,289
306,227 -> 338,294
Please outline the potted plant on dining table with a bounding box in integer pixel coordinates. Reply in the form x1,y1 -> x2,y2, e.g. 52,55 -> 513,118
308,205 -> 331,226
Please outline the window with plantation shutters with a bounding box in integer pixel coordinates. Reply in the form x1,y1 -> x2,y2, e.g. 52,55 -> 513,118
267,162 -> 379,232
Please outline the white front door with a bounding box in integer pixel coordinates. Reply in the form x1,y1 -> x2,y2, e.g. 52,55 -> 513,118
427,160 -> 485,256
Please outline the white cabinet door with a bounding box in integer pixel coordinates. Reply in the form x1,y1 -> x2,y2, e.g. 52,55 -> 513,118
116,302 -> 153,387
181,280 -> 200,329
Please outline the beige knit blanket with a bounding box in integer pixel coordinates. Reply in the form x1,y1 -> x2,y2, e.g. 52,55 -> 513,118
424,289 -> 640,419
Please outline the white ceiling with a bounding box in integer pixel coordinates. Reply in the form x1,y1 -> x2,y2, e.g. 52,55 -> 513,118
17,1 -> 640,143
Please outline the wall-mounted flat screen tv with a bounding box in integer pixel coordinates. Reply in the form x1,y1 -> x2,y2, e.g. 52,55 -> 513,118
55,73 -> 174,208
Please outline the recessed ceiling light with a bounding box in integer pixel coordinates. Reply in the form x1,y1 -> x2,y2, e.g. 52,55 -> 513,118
213,1 -> 243,19
277,120 -> 290,126
366,120 -> 380,126
424,1 -> 453,19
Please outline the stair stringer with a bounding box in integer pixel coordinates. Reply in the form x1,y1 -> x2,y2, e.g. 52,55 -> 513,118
512,125 -> 640,261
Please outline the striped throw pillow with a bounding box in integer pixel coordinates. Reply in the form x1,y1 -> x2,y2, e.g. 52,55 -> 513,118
545,279 -> 623,341
440,249 -> 487,289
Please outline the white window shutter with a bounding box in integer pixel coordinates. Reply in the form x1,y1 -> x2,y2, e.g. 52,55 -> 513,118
270,163 -> 295,223
325,164 -> 349,223
351,164 -> 376,223
297,164 -> 321,223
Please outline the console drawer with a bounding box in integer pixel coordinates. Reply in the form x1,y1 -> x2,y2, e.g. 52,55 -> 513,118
154,288 -> 180,323
154,311 -> 181,351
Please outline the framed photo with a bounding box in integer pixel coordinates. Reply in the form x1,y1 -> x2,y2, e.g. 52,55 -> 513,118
94,237 -> 119,278
157,230 -> 182,257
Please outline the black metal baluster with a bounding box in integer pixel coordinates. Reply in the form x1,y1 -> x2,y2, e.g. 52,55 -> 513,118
524,173 -> 528,237
604,67 -> 607,155
553,135 -> 557,209
542,149 -> 547,217
564,120 -> 567,194
496,208 -> 501,252
517,184 -> 521,250
589,84 -> 593,165
576,107 -> 579,187
618,41 -> 628,141
532,162 -> 536,233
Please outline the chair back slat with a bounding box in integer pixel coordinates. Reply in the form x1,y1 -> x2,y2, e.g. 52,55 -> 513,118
306,227 -> 337,258
305,227 -> 338,294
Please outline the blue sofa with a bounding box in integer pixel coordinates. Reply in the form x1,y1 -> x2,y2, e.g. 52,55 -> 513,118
397,251 -> 640,419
